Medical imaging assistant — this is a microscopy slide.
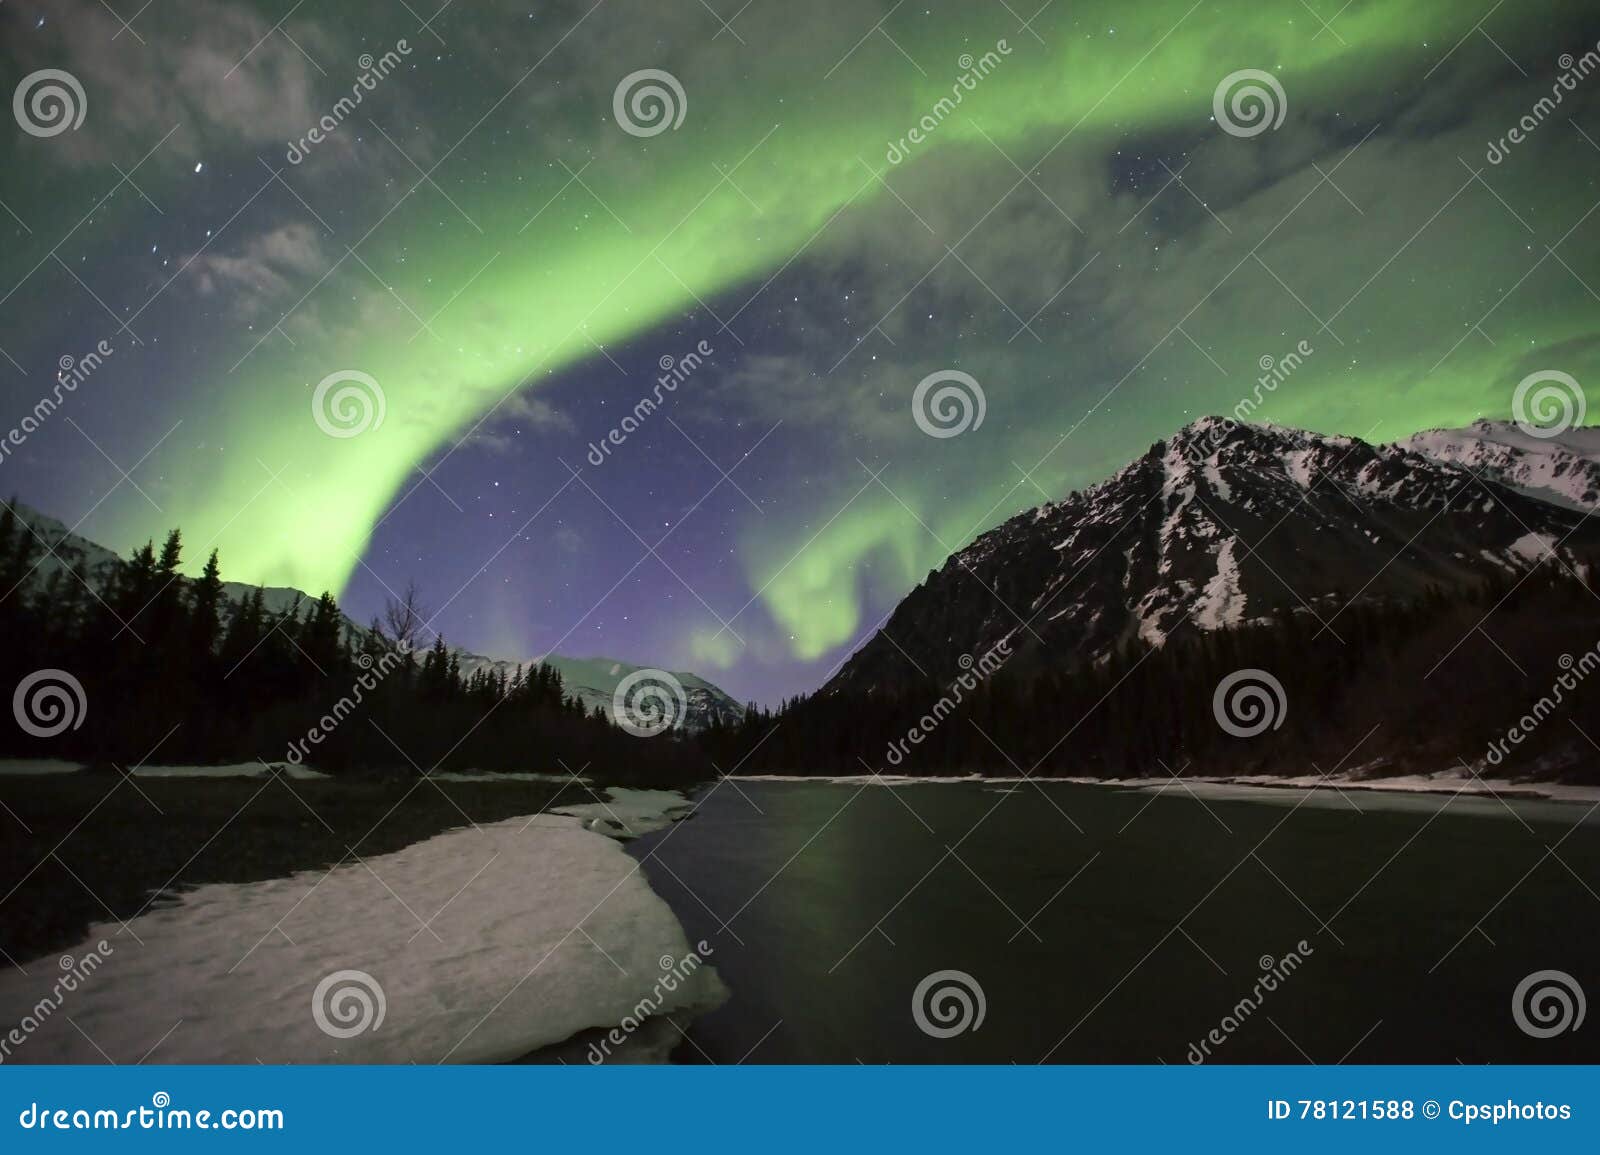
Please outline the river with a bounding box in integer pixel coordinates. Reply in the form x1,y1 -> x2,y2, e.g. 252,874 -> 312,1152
628,779 -> 1600,1063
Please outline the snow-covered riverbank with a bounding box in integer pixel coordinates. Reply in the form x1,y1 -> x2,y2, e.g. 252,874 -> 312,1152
1105,770 -> 1600,808
0,790 -> 723,1063
553,787 -> 696,837
0,759 -> 328,780
0,760 -> 597,785
728,769 -> 1600,808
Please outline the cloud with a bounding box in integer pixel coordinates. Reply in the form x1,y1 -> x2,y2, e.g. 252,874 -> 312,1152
463,392 -> 577,456
188,222 -> 328,315
5,0 -> 323,169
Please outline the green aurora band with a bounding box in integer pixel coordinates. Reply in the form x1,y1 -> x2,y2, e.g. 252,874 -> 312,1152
26,0 -> 1599,667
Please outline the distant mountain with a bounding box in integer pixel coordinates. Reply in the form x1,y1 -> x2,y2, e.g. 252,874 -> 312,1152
823,417 -> 1600,696
5,501 -> 742,732
1403,418 -> 1600,512
5,504 -> 121,580
454,652 -> 743,733
7,504 -> 323,620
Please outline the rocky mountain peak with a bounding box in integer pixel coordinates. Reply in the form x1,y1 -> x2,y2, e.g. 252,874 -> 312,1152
823,418 -> 1600,697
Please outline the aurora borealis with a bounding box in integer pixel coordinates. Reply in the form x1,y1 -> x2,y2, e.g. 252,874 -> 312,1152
3,0 -> 1599,704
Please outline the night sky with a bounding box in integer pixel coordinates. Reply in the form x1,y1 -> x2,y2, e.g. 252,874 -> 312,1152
2,0 -> 1598,706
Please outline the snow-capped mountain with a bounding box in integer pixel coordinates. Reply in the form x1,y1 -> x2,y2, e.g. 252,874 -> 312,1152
3,504 -> 121,580
4,501 -> 742,732
454,652 -> 743,732
5,504 -> 332,621
824,417 -> 1600,695
1403,418 -> 1600,512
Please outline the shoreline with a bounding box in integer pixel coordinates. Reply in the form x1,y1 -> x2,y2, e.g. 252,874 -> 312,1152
0,782 -> 720,1064
0,771 -> 577,966
725,770 -> 1600,806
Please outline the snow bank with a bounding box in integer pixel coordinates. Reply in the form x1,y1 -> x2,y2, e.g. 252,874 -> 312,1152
0,812 -> 725,1063
552,787 -> 696,837
0,760 -> 327,780
131,762 -> 329,780
1132,779 -> 1600,824
1120,771 -> 1600,819
730,773 -> 998,785
0,759 -> 84,776
425,770 -> 588,784
729,771 -> 1600,814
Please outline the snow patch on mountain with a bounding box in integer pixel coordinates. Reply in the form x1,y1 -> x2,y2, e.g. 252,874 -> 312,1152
1404,419 -> 1600,512
1507,531 -> 1558,565
1203,462 -> 1232,501
1283,447 -> 1316,489
1194,537 -> 1246,629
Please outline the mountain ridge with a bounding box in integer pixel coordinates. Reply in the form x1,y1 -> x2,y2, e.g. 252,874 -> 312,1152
823,416 -> 1600,696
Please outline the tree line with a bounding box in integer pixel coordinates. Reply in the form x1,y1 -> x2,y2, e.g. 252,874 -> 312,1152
7,498 -> 1599,786
0,503 -> 705,783
702,560 -> 1600,785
